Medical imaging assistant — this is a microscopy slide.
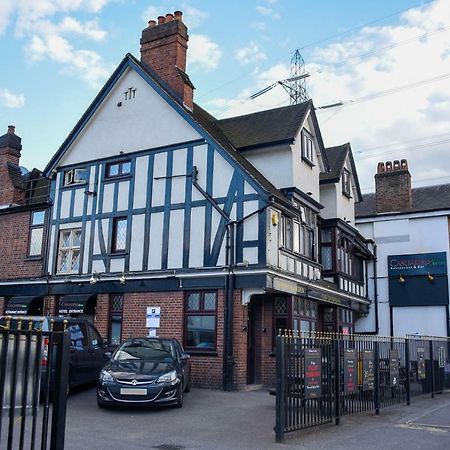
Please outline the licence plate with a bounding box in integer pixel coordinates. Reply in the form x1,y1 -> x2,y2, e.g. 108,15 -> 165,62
120,388 -> 147,396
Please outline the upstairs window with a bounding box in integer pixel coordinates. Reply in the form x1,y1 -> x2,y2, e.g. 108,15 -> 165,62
342,169 -> 351,197
112,217 -> 128,253
28,210 -> 45,257
63,168 -> 88,186
106,160 -> 131,179
301,131 -> 314,164
281,207 -> 316,260
57,228 -> 81,273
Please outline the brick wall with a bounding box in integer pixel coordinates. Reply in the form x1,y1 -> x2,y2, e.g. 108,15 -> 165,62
0,209 -> 47,280
0,297 -> 4,314
94,294 -> 110,338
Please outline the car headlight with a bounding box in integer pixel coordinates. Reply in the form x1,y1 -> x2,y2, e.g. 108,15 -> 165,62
157,370 -> 178,383
99,370 -> 114,382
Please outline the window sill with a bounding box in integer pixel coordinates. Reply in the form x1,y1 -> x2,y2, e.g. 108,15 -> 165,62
61,182 -> 88,190
186,350 -> 218,357
279,246 -> 318,266
301,156 -> 315,168
26,256 -> 43,261
104,174 -> 132,183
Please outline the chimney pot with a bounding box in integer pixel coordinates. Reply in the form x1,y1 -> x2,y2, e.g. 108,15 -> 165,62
174,11 -> 183,20
165,13 -> 174,22
377,162 -> 385,173
148,20 -> 157,28
157,16 -> 165,25
7,125 -> 15,135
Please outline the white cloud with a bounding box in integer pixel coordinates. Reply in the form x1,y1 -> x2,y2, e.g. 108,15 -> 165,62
256,5 -> 280,20
210,0 -> 450,188
188,34 -> 222,72
251,21 -> 266,31
0,0 -> 111,87
236,41 -> 267,65
0,88 -> 26,108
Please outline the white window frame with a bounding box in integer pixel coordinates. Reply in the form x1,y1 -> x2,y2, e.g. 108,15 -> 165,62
301,131 -> 314,164
64,168 -> 88,186
57,228 -> 82,273
342,169 -> 352,197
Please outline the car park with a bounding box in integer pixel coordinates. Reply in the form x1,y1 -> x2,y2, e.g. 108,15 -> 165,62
0,316 -> 109,395
97,337 -> 191,408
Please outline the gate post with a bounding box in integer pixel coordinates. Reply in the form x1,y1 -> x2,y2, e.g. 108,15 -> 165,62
429,340 -> 435,399
275,334 -> 286,443
50,330 -> 70,450
374,339 -> 380,415
405,339 -> 411,406
334,336 -> 341,426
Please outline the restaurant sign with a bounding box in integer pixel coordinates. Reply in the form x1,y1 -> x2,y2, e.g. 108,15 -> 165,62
304,348 -> 322,399
388,252 -> 447,276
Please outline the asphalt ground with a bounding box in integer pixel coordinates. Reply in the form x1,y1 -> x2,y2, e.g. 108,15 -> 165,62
62,387 -> 450,450
2,387 -> 450,449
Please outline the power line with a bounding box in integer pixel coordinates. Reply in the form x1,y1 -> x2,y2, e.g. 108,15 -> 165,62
361,174 -> 450,191
197,0 -> 436,102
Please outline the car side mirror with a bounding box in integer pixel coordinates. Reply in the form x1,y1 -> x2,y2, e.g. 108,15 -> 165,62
180,353 -> 190,361
103,351 -> 112,361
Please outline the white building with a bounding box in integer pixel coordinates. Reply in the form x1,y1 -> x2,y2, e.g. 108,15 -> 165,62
355,160 -> 450,337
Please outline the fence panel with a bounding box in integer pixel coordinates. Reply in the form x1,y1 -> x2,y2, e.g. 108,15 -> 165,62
276,331 -> 450,443
0,317 -> 70,450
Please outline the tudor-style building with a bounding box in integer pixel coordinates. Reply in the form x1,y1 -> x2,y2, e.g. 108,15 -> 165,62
1,11 -> 373,389
0,126 -> 51,316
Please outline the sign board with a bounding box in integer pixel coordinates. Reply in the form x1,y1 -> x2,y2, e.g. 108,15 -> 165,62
343,349 -> 358,394
146,307 -> 161,329
388,252 -> 447,276
438,347 -> 446,369
362,350 -> 374,391
417,347 -> 426,380
304,348 -> 322,399
389,349 -> 400,387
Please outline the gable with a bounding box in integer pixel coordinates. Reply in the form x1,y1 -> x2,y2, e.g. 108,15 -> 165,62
298,111 -> 327,172
58,67 -> 201,168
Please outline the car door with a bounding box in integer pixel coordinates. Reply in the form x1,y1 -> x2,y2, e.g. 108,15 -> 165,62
175,341 -> 190,389
87,324 -> 107,382
68,322 -> 89,385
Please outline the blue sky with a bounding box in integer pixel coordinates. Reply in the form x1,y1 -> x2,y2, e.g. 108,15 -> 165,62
1,0 -> 449,192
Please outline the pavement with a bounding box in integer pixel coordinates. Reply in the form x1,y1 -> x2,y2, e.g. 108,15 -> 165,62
61,386 -> 450,450
2,386 -> 450,449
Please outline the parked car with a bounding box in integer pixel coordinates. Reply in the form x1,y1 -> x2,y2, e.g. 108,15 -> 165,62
0,316 -> 109,395
97,337 -> 191,408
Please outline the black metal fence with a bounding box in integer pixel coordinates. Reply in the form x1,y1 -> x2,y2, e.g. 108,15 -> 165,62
275,331 -> 450,443
0,317 -> 70,450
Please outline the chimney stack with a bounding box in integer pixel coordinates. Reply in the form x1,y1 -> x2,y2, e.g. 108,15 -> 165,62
0,125 -> 25,205
375,159 -> 412,213
140,10 -> 194,111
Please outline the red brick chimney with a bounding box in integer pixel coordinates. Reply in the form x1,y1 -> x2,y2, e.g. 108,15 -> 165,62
375,159 -> 412,213
140,10 -> 194,111
0,125 -> 25,206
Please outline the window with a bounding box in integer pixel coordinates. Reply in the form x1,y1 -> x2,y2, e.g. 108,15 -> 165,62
320,228 -> 333,271
28,210 -> 45,256
57,228 -> 81,273
112,218 -> 127,253
109,294 -> 123,346
88,325 -> 102,348
106,160 -> 131,179
63,168 -> 88,186
281,207 -> 316,260
342,169 -> 351,197
301,131 -> 314,164
68,323 -> 88,349
185,292 -> 217,350
273,296 -> 289,342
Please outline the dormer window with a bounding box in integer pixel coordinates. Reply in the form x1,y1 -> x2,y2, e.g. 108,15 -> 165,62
301,130 -> 314,165
342,169 -> 351,197
63,168 -> 88,186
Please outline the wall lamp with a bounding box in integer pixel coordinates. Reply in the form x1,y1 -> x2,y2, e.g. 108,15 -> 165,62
89,271 -> 100,285
398,275 -> 405,284
427,273 -> 434,282
119,271 -> 127,285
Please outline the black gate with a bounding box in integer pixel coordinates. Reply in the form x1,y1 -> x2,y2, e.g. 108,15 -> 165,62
275,331 -> 450,443
0,317 -> 70,450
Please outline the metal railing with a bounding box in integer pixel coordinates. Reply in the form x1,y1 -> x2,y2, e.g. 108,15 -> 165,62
275,331 -> 450,443
0,317 -> 70,450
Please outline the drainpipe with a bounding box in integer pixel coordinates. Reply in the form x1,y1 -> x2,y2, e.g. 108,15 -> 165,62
373,244 -> 379,334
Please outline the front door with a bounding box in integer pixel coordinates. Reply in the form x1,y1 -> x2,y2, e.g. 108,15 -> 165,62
247,301 -> 259,384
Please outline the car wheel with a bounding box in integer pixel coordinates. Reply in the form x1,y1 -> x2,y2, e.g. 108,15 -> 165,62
184,376 -> 191,393
175,385 -> 183,408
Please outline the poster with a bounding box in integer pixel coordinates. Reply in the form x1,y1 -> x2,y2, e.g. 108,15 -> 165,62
146,307 -> 161,328
417,347 -> 426,380
343,349 -> 357,393
304,348 -> 322,399
389,349 -> 400,387
362,350 -> 374,391
438,347 -> 446,369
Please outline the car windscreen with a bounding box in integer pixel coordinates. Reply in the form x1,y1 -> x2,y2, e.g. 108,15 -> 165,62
114,340 -> 174,362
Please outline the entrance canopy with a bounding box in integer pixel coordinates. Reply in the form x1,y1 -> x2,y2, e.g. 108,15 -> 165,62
5,296 -> 43,315
58,294 -> 96,315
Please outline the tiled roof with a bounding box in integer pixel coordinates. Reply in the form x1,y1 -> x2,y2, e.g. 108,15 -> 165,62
356,183 -> 450,217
